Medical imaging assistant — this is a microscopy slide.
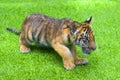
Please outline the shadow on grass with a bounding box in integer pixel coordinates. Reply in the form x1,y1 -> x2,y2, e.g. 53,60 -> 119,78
29,45 -> 62,63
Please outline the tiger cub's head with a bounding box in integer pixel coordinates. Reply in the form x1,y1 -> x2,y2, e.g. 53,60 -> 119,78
69,17 -> 96,54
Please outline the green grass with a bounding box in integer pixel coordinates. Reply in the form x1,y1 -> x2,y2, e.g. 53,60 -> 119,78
0,0 -> 120,80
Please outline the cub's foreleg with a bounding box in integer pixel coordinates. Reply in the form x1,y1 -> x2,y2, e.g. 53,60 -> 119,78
52,42 -> 75,70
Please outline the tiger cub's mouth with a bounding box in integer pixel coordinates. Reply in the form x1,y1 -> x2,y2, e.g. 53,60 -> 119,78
81,47 -> 92,55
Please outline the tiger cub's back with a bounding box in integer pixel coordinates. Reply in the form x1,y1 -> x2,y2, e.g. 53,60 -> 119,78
21,13 -> 67,47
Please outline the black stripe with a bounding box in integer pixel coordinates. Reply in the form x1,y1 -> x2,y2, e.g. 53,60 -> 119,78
44,21 -> 50,45
38,21 -> 48,42
31,19 -> 43,42
32,31 -> 36,41
35,19 -> 44,42
53,20 -> 61,38
37,31 -> 41,42
68,35 -> 71,43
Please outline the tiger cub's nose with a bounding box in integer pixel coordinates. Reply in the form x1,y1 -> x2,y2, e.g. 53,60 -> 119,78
90,42 -> 96,50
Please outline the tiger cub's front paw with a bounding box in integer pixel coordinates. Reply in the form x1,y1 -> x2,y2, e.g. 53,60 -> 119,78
75,58 -> 88,65
64,61 -> 75,70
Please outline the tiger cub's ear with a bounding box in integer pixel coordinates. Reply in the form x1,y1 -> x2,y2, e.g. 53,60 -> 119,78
84,16 -> 92,24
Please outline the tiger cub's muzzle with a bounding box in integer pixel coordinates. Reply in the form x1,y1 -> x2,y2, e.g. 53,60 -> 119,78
82,42 -> 96,54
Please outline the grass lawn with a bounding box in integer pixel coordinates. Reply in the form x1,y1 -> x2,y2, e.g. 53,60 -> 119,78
0,0 -> 120,80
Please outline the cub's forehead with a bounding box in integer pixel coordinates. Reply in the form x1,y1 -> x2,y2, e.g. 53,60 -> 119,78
80,23 -> 92,29
79,23 -> 93,33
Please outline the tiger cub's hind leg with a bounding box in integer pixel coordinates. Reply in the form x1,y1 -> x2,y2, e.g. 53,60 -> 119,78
20,43 -> 31,53
19,34 -> 31,53
75,57 -> 88,65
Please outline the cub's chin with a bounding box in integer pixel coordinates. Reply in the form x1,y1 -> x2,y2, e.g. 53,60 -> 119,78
82,47 -> 92,55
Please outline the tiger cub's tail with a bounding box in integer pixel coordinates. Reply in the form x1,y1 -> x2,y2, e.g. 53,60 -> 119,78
6,27 -> 21,35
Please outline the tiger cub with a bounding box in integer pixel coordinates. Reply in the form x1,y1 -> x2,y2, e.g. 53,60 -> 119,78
6,13 -> 96,70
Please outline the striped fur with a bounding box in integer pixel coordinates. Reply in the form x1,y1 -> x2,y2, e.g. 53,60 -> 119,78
20,14 -> 71,47
6,13 -> 96,70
